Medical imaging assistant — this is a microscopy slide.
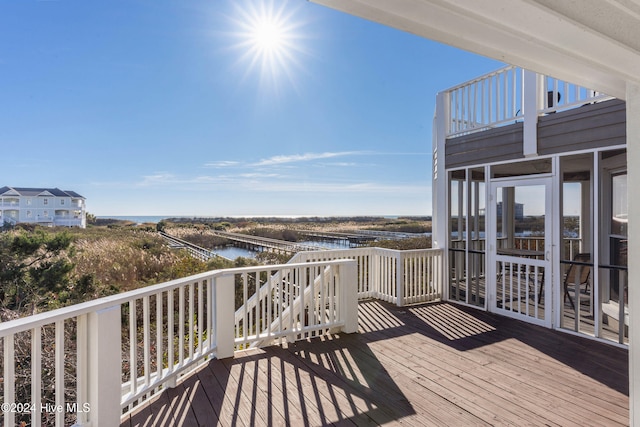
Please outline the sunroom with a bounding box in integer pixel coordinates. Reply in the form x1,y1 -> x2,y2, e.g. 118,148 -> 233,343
432,66 -> 628,345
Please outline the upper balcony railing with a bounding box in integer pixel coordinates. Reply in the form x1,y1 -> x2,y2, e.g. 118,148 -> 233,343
445,65 -> 613,138
53,217 -> 84,227
0,246 -> 443,427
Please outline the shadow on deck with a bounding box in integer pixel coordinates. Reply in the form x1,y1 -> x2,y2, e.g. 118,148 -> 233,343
121,301 -> 629,426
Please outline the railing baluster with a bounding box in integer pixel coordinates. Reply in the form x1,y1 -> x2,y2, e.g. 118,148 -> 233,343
129,300 -> 137,397
267,270 -> 273,339
179,286 -> 185,367
503,70 -> 508,120
329,265 -> 336,326
243,272 -> 248,342
168,290 -> 174,374
188,282 -> 194,362
4,335 -> 15,427
156,292 -> 163,387
198,280 -> 204,357
299,266 -> 305,334
288,269 -> 294,334
259,272 -> 265,338
313,264 -> 318,327
143,296 -> 151,390
278,272 -> 283,336
32,325 -> 42,427
207,279 -> 213,350
55,320 -> 64,427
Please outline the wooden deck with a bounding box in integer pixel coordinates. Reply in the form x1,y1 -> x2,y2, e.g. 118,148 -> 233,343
121,300 -> 629,426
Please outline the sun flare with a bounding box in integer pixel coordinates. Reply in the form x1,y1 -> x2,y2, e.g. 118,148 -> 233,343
232,1 -> 304,88
252,20 -> 283,51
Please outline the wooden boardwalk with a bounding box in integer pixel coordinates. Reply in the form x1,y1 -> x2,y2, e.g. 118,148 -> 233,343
121,301 -> 629,426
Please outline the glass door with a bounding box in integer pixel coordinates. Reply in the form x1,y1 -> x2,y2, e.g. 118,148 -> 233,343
489,177 -> 552,327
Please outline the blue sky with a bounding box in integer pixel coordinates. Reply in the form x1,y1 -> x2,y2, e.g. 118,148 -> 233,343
0,0 -> 503,217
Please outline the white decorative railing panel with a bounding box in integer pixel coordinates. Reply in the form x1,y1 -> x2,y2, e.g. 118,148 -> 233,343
445,65 -> 613,138
447,65 -> 523,137
234,260 -> 356,349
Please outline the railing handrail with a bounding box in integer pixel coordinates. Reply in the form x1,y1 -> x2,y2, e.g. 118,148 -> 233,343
443,64 -> 517,93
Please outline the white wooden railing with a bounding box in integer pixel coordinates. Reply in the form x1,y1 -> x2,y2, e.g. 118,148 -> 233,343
288,247 -> 442,305
235,248 -> 443,345
0,259 -> 358,427
234,261 -> 357,349
234,247 -> 444,349
514,236 -> 582,260
446,65 -> 613,138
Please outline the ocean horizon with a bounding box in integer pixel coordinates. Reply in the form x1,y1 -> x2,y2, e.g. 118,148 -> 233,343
97,214 -> 416,224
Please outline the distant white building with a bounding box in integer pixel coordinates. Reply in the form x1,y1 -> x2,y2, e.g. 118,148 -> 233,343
0,186 -> 86,228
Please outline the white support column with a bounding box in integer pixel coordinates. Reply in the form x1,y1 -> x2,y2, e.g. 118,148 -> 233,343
341,260 -> 359,334
215,274 -> 235,359
396,252 -> 404,307
86,305 -> 121,427
433,92 -> 448,250
523,70 -> 540,157
627,81 -> 640,426
593,153 -> 601,338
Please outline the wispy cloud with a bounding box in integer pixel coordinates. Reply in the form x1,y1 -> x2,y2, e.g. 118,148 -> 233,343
203,151 -> 427,170
120,149 -> 430,196
121,168 -> 427,195
204,160 -> 241,168
237,172 -> 282,178
253,151 -> 362,166
318,162 -> 360,167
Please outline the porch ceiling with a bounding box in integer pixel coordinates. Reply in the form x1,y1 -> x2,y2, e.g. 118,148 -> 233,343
310,0 -> 640,99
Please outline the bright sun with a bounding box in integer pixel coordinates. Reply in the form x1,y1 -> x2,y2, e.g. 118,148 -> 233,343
233,1 -> 304,88
252,21 -> 283,51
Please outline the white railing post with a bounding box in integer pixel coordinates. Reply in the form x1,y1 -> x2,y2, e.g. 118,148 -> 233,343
75,315 -> 88,426
396,252 -> 404,307
342,260 -> 358,334
4,334 -> 15,427
433,91 -> 448,251
372,249 -> 381,299
215,273 -> 235,359
86,305 -> 121,427
523,69 -> 540,157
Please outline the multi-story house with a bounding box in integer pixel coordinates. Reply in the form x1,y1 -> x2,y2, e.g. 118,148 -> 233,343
0,186 -> 86,228
431,67 -> 628,344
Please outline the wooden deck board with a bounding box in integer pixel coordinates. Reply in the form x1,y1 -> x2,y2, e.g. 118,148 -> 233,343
121,300 -> 629,427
